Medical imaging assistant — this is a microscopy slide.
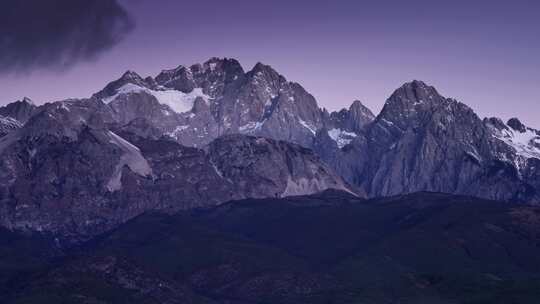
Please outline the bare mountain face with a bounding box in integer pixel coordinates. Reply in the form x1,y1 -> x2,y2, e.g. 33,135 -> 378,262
326,99 -> 375,133
317,81 -> 540,203
0,97 -> 37,137
208,134 -> 358,199
93,58 -> 375,149
0,97 -> 38,124
0,116 -> 22,138
0,98 -> 353,240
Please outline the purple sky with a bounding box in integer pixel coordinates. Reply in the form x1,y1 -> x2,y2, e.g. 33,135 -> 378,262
1,0 -> 539,127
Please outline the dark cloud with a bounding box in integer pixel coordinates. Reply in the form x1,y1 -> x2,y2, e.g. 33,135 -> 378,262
0,0 -> 134,74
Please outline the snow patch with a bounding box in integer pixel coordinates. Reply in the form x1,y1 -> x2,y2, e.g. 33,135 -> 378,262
239,121 -> 265,133
328,128 -> 357,148
166,125 -> 190,138
380,118 -> 394,126
281,177 -> 352,197
0,116 -> 22,129
209,158 -> 233,184
281,177 -> 325,197
103,83 -> 210,114
466,150 -> 482,163
59,102 -> 71,112
106,131 -> 152,192
299,119 -> 317,135
22,97 -> 35,105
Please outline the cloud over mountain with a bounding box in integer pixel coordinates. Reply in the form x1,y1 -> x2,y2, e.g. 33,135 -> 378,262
0,0 -> 134,74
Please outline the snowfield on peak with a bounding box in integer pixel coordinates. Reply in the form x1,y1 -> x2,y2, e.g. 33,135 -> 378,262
102,83 -> 211,114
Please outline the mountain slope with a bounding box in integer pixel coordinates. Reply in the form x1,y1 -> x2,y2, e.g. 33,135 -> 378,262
0,100 -> 354,239
94,58 -> 367,149
3,191 -> 540,304
318,81 -> 540,204
207,134 -> 357,199
88,59 -> 540,203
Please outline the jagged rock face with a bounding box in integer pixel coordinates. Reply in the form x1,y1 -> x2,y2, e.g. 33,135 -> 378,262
0,105 -> 156,239
117,117 -> 168,140
485,117 -> 540,201
0,100 -> 354,239
85,58 -> 379,151
366,80 -> 496,196
327,100 -> 375,133
155,57 -> 246,97
319,81 -> 540,203
229,64 -> 324,148
0,116 -> 22,137
95,58 -> 331,148
208,135 -> 357,199
93,71 -> 157,101
313,100 -> 375,154
486,117 -> 540,164
0,97 -> 38,123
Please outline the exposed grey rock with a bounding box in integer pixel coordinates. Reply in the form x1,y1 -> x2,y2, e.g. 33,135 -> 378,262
0,97 -> 38,123
117,117 -> 167,140
93,70 -> 156,101
319,80 -> 540,204
155,57 -> 246,96
507,117 -> 527,132
0,100 -> 354,239
208,134 -> 358,199
96,58 -> 339,149
327,100 -> 375,133
0,116 -> 22,137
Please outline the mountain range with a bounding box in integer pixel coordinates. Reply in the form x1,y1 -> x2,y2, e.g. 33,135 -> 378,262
0,57 -> 539,241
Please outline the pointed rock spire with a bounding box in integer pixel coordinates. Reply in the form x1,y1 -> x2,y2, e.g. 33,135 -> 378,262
507,118 -> 527,132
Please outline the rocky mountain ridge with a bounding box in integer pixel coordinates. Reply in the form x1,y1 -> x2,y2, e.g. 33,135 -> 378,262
0,97 -> 353,239
316,80 -> 540,203
1,58 -> 540,239
0,97 -> 37,124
